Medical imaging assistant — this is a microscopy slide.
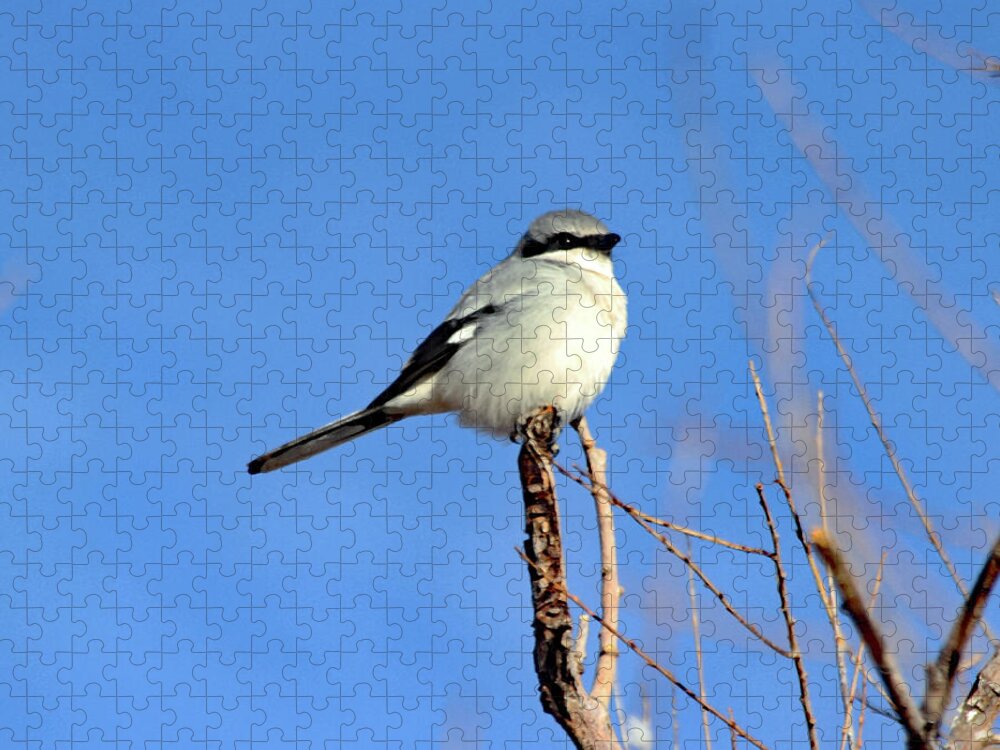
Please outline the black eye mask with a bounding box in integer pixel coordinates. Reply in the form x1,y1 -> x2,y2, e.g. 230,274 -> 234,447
521,232 -> 622,258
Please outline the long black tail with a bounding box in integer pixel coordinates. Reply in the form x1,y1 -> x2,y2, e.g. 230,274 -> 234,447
247,407 -> 401,474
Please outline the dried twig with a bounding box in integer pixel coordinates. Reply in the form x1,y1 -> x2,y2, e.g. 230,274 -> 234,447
556,463 -> 772,556
611,500 -> 770,557
812,529 -> 926,746
806,240 -> 995,644
925,535 -> 1000,737
688,554 -> 713,750
517,406 -> 619,749
556,464 -> 789,656
751,362 -> 830,750
515,548 -> 772,750
818,390 -> 854,737
750,362 -> 837,621
853,693 -> 900,722
672,690 -> 680,750
756,483 -> 820,750
855,670 -> 871,750
852,643 -> 898,723
572,416 -> 622,714
749,359 -> 788,486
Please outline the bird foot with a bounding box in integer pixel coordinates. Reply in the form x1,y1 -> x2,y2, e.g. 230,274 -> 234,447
510,407 -> 563,455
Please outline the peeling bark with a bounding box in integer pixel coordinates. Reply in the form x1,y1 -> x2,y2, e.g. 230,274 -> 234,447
518,407 -> 618,749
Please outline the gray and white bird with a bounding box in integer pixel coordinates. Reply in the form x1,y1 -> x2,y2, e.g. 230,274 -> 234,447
248,209 -> 626,474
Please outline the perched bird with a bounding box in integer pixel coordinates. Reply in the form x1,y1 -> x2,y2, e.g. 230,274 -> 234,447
248,209 -> 626,474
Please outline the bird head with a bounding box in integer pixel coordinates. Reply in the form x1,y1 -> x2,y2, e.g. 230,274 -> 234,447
517,210 -> 622,265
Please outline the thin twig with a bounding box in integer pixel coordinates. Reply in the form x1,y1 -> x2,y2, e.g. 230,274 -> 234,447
748,359 -> 787,486
750,362 -> 837,624
601,481 -> 792,657
861,657 -> 898,719
688,552 -> 713,750
850,693 -> 899,722
812,529 -> 926,745
639,685 -> 653,749
751,363 -> 834,750
818,390 -> 853,737
855,671 -> 871,750
672,689 -> 680,750
558,464 -> 789,656
611,500 -> 770,557
806,240 -> 995,644
842,651 -> 864,750
556,464 -> 793,666
515,548 -> 772,750
572,416 -> 622,715
556,462 -> 772,557
925,535 -> 1000,737
756,484 -> 820,750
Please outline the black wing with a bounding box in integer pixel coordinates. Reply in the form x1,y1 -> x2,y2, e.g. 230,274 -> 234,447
367,302 -> 502,409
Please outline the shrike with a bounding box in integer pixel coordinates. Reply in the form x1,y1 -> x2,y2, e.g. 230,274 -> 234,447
248,209 -> 626,474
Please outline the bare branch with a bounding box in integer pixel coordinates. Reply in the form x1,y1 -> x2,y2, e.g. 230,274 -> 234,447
812,529 -> 926,745
926,535 -> 1000,736
855,672 -> 871,750
756,484 -> 820,750
818,390 -> 853,737
841,553 -> 888,750
517,406 -> 620,749
572,416 -> 622,713
556,464 -> 789,656
851,693 -> 899,722
806,240 -> 995,644
672,690 -> 680,750
557,463 -> 772,556
748,358 -> 788,487
861,658 -> 898,719
750,362 -> 837,602
949,649 -> 1000,750
616,489 -> 792,657
516,548 -> 772,750
688,554 -> 713,750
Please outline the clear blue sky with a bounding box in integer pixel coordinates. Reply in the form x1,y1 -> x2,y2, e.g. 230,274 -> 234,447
2,1 -> 997,747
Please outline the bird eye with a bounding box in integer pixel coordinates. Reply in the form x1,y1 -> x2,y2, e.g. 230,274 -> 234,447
557,234 -> 576,248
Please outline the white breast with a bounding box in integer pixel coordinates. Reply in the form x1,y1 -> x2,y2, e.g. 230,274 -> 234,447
430,254 -> 627,436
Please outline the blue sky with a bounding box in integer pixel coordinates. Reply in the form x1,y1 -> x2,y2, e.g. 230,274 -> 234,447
2,0 -> 998,747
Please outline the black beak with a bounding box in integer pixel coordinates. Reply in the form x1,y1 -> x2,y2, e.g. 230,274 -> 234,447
594,233 -> 621,252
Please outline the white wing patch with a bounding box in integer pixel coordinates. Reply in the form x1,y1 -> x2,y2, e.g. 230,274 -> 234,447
447,323 -> 478,345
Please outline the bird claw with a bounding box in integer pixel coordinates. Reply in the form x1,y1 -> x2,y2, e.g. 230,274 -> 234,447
510,407 -> 564,455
